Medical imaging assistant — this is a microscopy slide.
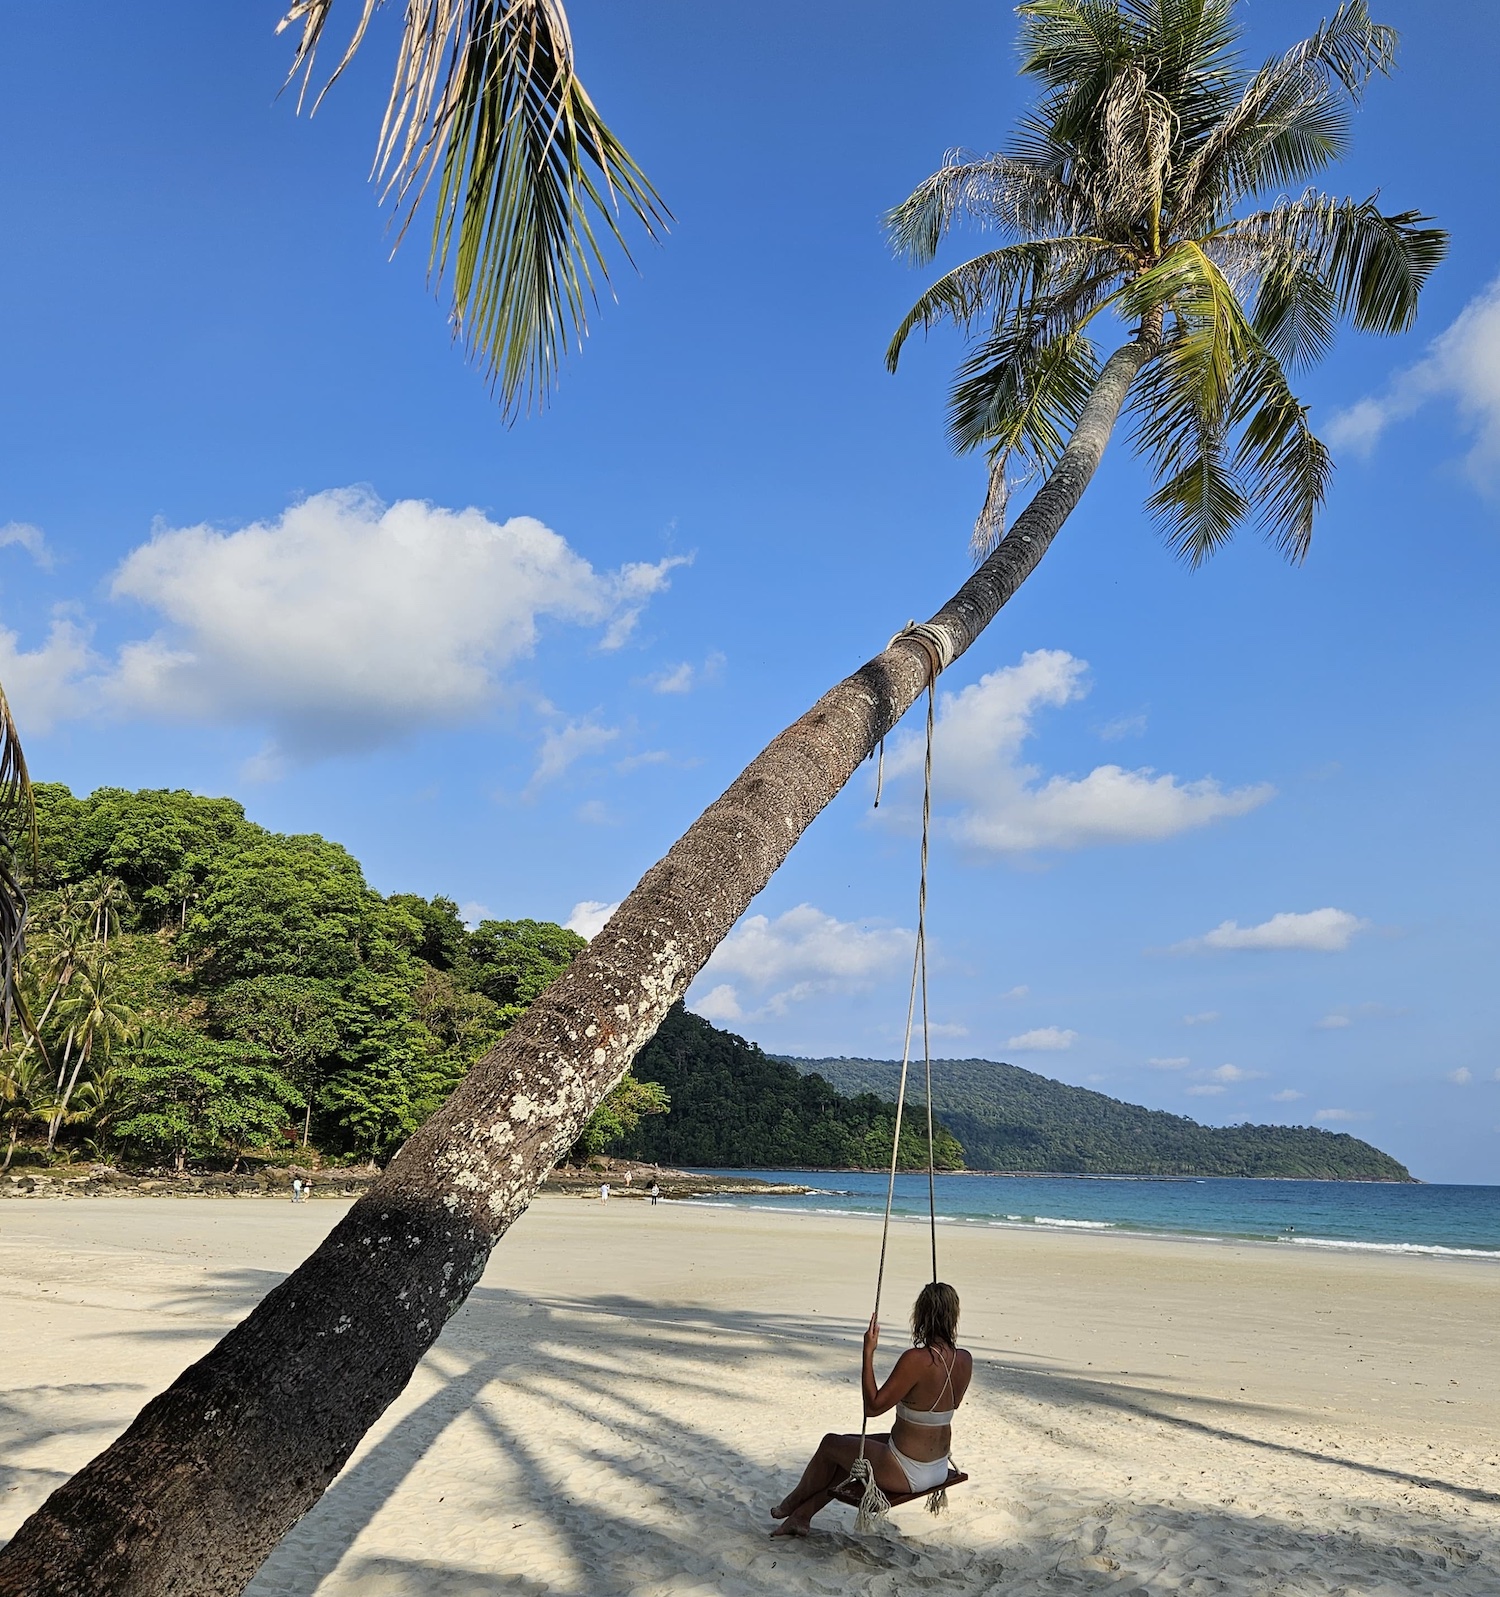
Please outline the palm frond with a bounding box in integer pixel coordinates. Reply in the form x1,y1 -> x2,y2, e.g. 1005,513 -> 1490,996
1131,342 -> 1248,563
885,152 -> 1084,263
1224,192 -> 1446,336
1099,63 -> 1176,227
1144,424 -> 1248,564
1231,350 -> 1331,561
959,328 -> 1102,555
1018,0 -> 1137,97
951,323 -> 1102,457
1317,198 -> 1447,336
278,0 -> 668,415
1172,1 -> 1395,226
1119,241 -> 1254,410
885,238 -> 1114,369
1249,254 -> 1337,369
0,683 -> 36,1048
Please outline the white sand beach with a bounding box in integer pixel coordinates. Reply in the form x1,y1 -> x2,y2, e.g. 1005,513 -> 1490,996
3,1195 -> 1498,1596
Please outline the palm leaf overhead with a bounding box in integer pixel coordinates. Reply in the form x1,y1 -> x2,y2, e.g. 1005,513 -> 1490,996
278,0 -> 669,414
0,683 -> 36,1048
887,0 -> 1445,563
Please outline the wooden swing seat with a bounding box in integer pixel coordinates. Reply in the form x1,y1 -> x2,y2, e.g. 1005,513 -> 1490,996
833,1468 -> 968,1510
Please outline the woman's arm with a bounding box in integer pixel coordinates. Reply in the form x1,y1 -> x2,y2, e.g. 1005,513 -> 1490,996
860,1316 -> 920,1417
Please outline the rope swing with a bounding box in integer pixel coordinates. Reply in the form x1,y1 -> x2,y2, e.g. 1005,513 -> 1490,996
835,629 -> 967,1529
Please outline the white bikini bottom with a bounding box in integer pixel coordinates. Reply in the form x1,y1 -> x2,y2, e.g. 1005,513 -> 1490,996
887,1442 -> 950,1493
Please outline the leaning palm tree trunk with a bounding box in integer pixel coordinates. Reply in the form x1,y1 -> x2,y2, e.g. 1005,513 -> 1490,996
0,332 -> 1154,1597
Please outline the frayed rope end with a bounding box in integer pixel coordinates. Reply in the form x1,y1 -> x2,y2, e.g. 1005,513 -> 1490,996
842,1456 -> 891,1533
925,1485 -> 949,1516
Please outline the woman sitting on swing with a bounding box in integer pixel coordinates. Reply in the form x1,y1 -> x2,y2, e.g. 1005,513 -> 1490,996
772,1281 -> 972,1536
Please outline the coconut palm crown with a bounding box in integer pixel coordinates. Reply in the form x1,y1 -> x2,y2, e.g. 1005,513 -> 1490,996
886,0 -> 1446,564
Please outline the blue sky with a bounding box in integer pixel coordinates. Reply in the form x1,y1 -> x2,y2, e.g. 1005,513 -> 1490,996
2,2 -> 1497,1182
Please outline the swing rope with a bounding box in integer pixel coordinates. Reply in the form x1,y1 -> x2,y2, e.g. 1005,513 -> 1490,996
844,641 -> 943,1531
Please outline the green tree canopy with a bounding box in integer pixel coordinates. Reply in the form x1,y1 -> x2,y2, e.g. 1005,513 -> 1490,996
114,1029 -> 303,1172
467,918 -> 586,1013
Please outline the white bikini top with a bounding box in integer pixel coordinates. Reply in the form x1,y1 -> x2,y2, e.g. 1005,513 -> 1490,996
895,1347 -> 957,1427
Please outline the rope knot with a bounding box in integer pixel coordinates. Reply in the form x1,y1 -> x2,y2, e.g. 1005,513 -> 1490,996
841,1455 -> 891,1534
895,620 -> 953,680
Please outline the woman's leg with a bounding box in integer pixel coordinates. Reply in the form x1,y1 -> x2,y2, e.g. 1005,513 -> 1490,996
772,1435 -> 909,1534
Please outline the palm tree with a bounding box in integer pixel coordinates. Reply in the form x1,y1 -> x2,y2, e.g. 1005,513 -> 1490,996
883,0 -> 1444,565
83,875 -> 130,949
0,4 -> 1444,1591
278,0 -> 668,414
46,953 -> 136,1152
0,1050 -> 53,1171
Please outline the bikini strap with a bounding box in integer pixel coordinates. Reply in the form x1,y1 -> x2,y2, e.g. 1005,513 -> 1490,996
930,1344 -> 955,1408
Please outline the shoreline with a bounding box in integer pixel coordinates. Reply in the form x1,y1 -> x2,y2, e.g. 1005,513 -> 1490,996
685,1193 -> 1500,1264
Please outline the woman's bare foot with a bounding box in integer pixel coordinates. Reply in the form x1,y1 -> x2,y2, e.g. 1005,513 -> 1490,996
771,1517 -> 810,1538
770,1497 -> 792,1520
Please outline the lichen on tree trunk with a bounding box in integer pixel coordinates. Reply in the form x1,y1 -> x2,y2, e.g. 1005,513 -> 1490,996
0,334 -> 1153,1597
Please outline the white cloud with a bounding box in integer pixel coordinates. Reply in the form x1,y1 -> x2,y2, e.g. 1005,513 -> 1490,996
1447,1068 -> 1473,1086
1271,1089 -> 1305,1102
1175,908 -> 1368,954
1148,1056 -> 1191,1071
926,1021 -> 971,1039
565,900 -> 621,940
1098,711 -> 1147,741
688,904 -> 913,1021
881,650 -> 1271,855
1200,1063 -> 1263,1083
650,662 -> 696,694
1005,1026 -> 1078,1052
0,614 -> 98,733
531,718 -> 619,787
0,521 -> 52,568
694,984 -> 744,1024
616,749 -> 672,772
1187,1084 -> 1226,1097
98,488 -> 682,759
1328,274 -> 1500,483
458,901 -> 488,929
1315,1013 -> 1353,1030
647,652 -> 724,695
1314,1108 -> 1370,1124
1000,984 -> 1029,1001
1182,1010 -> 1220,1027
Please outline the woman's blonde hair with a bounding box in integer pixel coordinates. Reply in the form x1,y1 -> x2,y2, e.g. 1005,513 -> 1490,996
911,1281 -> 960,1348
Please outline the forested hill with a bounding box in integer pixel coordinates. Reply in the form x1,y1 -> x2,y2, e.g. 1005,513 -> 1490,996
781,1057 -> 1413,1181
10,783 -> 959,1176
613,1006 -> 964,1171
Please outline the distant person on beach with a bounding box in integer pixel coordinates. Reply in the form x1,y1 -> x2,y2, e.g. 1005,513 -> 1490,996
771,1282 -> 971,1537
291,1178 -> 302,1204
650,1183 -> 660,1205
600,1182 -> 610,1203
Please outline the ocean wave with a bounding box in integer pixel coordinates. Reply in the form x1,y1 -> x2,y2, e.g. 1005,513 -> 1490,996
1286,1236 -> 1500,1259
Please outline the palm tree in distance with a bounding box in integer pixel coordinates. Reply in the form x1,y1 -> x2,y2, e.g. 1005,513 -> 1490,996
277,0 -> 668,415
0,685 -> 35,1054
47,953 -> 136,1152
886,0 -> 1443,564
0,6 -> 1445,1593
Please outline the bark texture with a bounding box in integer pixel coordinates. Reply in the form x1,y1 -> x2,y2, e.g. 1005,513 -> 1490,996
0,335 -> 1151,1597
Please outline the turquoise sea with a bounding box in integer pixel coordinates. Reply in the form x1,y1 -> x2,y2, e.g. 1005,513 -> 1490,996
688,1171 -> 1500,1259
